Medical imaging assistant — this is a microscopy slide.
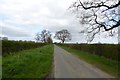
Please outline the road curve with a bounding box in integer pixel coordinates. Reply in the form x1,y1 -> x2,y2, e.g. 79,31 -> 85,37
54,45 -> 113,78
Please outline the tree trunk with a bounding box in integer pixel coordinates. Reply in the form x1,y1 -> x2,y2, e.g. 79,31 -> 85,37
62,40 -> 64,43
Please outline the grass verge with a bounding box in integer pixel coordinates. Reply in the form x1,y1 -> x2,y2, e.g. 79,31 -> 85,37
0,56 -> 2,78
2,44 -> 53,78
0,56 -> 1,64
59,45 -> 119,77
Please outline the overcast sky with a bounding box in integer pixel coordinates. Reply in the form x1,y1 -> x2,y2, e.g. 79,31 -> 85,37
0,0 -> 118,43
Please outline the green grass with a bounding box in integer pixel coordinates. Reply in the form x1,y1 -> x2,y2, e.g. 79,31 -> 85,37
0,56 -> 1,64
59,45 -> 119,77
0,56 -> 2,78
2,45 -> 54,78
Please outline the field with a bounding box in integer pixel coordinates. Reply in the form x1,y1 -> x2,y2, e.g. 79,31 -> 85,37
2,45 -> 53,78
59,44 -> 120,77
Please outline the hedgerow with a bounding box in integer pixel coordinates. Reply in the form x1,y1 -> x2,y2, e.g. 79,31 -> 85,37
2,40 -> 46,55
58,44 -> 119,61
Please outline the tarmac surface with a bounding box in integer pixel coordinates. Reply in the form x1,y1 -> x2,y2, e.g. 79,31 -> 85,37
54,45 -> 113,78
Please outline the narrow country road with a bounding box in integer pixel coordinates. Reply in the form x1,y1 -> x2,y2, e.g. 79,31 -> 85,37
54,45 -> 113,78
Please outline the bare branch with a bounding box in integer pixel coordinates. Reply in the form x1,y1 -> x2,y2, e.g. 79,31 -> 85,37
78,0 -> 120,10
70,0 -> 120,42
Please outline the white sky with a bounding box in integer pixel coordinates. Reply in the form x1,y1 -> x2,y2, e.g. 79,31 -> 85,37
0,0 -> 118,43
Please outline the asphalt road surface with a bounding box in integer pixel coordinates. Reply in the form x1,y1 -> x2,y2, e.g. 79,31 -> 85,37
54,45 -> 113,78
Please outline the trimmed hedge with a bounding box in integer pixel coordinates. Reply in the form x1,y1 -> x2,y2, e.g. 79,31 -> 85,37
58,44 -> 119,61
2,40 -> 46,55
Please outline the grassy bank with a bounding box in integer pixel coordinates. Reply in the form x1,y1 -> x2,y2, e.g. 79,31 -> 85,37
2,45 -> 53,78
0,56 -> 2,78
0,56 -> 1,64
59,45 -> 119,77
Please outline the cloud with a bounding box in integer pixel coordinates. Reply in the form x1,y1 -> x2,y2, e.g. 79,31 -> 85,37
0,0 -> 118,43
1,22 -> 32,37
0,0 -> 83,37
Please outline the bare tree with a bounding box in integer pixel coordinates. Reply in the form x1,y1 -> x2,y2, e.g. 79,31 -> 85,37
35,33 -> 41,42
35,30 -> 52,43
54,29 -> 71,43
47,37 -> 53,44
70,0 -> 120,42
